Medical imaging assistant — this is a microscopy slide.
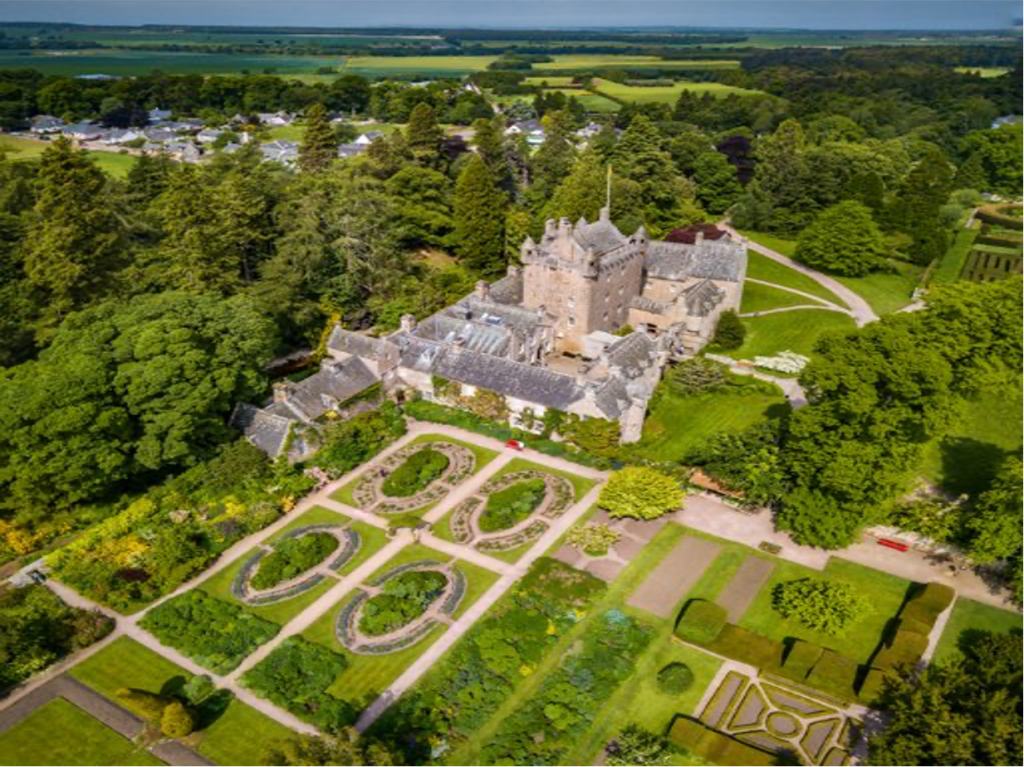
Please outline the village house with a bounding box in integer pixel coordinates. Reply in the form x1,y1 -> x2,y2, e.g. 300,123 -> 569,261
354,130 -> 385,146
29,115 -> 65,133
233,214 -> 747,457
505,119 -> 546,146
256,111 -> 295,127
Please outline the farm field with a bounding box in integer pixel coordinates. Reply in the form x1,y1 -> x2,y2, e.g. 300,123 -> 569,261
954,66 -> 1011,77
533,54 -> 741,70
593,76 -> 763,103
338,54 -> 497,76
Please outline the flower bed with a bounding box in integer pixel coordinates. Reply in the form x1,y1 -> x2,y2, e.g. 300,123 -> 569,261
251,532 -> 338,590
450,498 -> 482,544
479,478 -> 547,532
381,449 -> 450,498
359,570 -> 448,636
351,441 -> 477,514
475,520 -> 548,552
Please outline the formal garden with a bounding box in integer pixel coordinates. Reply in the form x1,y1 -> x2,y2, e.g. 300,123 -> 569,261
331,435 -> 499,517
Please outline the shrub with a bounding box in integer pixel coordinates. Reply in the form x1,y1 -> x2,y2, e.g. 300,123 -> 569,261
781,640 -> 824,680
600,467 -> 683,520
160,701 -> 195,738
139,591 -> 279,674
857,667 -> 894,704
607,724 -> 672,766
708,624 -> 785,669
241,637 -> 354,733
251,532 -> 338,590
479,479 -> 546,532
898,600 -> 941,629
181,674 -> 216,705
359,570 -> 447,636
805,649 -> 860,700
910,582 -> 956,614
711,310 -> 746,349
565,523 -> 621,555
669,358 -> 727,396
675,600 -> 727,645
657,662 -> 695,694
873,629 -> 928,671
117,688 -> 174,722
771,578 -> 870,636
381,449 -> 449,498
668,717 -> 778,766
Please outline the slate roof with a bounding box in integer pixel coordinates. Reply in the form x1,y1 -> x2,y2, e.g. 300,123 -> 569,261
487,271 -> 524,305
683,279 -> 726,317
280,357 -> 379,422
454,297 -> 545,334
645,240 -> 744,282
230,403 -> 296,458
327,327 -> 392,360
418,315 -> 511,357
592,377 -> 630,418
605,331 -> 657,376
630,295 -> 671,315
573,218 -> 628,256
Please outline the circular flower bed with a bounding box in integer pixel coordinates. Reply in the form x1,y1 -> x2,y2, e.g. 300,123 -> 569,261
335,561 -> 466,654
381,449 -> 449,498
232,525 -> 358,606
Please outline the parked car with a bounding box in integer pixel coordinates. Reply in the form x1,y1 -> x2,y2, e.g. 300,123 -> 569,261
27,570 -> 47,584
505,439 -> 525,451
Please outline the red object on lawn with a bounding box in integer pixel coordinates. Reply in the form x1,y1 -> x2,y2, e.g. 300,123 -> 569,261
878,538 -> 910,552
505,439 -> 525,451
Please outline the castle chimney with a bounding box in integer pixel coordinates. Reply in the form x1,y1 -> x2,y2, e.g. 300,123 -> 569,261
272,381 -> 293,404
599,205 -> 610,222
507,264 -> 522,278
544,219 -> 557,239
400,314 -> 417,332
475,280 -> 490,300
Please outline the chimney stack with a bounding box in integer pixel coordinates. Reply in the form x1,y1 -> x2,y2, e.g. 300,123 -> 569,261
400,314 -> 417,333
475,280 -> 490,301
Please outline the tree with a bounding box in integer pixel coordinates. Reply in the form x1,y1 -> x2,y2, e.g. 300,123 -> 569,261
953,151 -> 987,191
405,103 -> 444,168
531,110 -> 576,197
737,118 -> 813,233
771,578 -> 870,635
22,137 -> 123,325
847,171 -> 885,216
262,728 -> 396,766
117,688 -> 174,722
657,662 -> 695,694
886,145 -> 954,264
606,725 -> 672,767
668,357 -> 727,396
125,151 -> 175,206
298,103 -> 338,173
964,457 -> 1022,564
160,700 -> 195,738
470,116 -> 507,181
711,310 -> 746,349
452,154 -> 507,274
385,166 -> 453,248
958,123 -> 1023,195
692,150 -> 742,214
868,632 -> 1022,766
565,523 -> 621,555
794,200 -> 888,276
599,467 -> 683,520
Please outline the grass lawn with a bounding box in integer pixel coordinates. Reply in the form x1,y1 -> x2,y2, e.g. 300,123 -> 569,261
193,697 -> 296,766
0,698 -> 163,766
449,559 -> 502,619
331,433 -> 499,510
0,134 -> 135,177
744,247 -> 846,306
70,636 -> 190,700
266,505 -> 350,541
635,386 -> 788,462
593,77 -> 762,103
365,541 -> 452,582
954,66 -> 1011,77
919,386 -> 1023,495
932,597 -> 1022,663
720,309 -> 857,360
931,221 -> 979,284
264,123 -> 305,141
740,281 -> 826,312
834,260 -> 924,315
739,557 -> 914,664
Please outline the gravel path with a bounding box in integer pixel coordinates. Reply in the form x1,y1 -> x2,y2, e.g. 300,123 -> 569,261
626,536 -> 721,618
716,556 -> 776,622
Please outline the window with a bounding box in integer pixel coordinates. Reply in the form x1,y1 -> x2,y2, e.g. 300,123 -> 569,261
568,316 -> 575,326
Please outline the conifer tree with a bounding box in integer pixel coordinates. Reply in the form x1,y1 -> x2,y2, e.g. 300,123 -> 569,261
795,200 -> 888,276
531,110 -> 577,196
405,103 -> 444,167
887,146 -> 954,264
23,137 -> 122,324
471,116 -> 509,184
453,154 -> 507,274
692,151 -> 742,214
125,151 -> 175,206
954,152 -> 986,191
298,103 -> 338,173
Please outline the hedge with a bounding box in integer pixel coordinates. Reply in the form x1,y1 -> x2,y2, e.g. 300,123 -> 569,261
898,600 -> 941,629
872,629 -> 929,671
976,204 -> 1024,230
675,600 -> 727,644
781,640 -> 824,681
895,616 -> 933,637
804,649 -> 859,701
381,449 -> 449,498
910,582 -> 955,614
858,667 -> 895,705
707,624 -> 785,670
668,717 -> 779,766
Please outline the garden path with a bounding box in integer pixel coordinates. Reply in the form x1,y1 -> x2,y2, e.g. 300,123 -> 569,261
626,536 -> 721,618
920,595 -> 957,664
744,277 -> 849,312
721,223 -> 879,326
704,352 -> 807,408
740,303 -> 850,318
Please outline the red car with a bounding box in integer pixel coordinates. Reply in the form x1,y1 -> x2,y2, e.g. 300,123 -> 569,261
505,439 -> 525,451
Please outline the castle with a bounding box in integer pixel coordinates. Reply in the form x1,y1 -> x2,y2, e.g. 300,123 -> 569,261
232,212 -> 747,459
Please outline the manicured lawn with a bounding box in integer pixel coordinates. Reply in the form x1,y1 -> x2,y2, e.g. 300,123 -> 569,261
740,230 -> 798,258
331,433 -> 499,510
636,386 -> 788,462
931,221 -> 980,284
720,309 -> 857,360
740,281 -> 825,313
739,557 -> 914,665
932,597 -> 1022,663
497,457 -> 597,501
919,386 -> 1023,495
365,541 -> 452,582
0,698 -> 163,766
70,636 -> 189,701
593,77 -> 762,103
744,249 -> 846,306
0,134 -> 136,177
194,697 -> 296,766
264,123 -> 305,141
449,559 -> 502,619
88,150 -> 136,178
834,260 -> 924,315
198,548 -> 338,626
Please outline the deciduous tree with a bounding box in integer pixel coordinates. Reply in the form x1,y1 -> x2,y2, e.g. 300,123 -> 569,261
795,200 -> 888,276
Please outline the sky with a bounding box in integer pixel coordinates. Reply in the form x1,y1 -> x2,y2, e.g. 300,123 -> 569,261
0,1 -> 1018,31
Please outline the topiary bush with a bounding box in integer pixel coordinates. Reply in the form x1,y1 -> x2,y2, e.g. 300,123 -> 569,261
711,309 -> 746,349
382,449 -> 449,497
781,639 -> 824,680
804,649 -> 860,700
250,532 -> 338,590
116,688 -> 174,722
675,599 -> 727,644
600,467 -> 683,520
160,700 -> 195,738
657,662 -> 695,694
771,578 -> 870,636
565,523 -> 621,556
910,582 -> 956,614
479,478 -> 546,532
359,570 -> 448,636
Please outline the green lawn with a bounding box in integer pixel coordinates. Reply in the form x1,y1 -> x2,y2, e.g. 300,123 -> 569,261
264,123 -> 306,141
364,541 -> 452,582
744,250 -> 846,306
919,386 -> 1023,495
340,55 -> 498,76
449,559 -> 502,619
740,281 -> 825,313
0,698 -> 163,766
738,557 -> 914,665
931,221 -> 980,284
954,67 -> 1011,77
194,697 -> 296,766
0,134 -> 135,178
593,77 -> 762,103
636,386 -> 788,462
740,230 -> 798,258
720,309 -> 857,360
932,597 -> 1022,663
835,261 -> 924,315
331,433 -> 499,510
70,636 -> 190,700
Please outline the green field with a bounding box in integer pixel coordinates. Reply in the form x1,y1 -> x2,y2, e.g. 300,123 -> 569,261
744,249 -> 847,306
721,308 -> 857,360
0,698 -> 163,766
593,77 -> 763,103
339,55 -> 497,76
740,281 -> 824,312
0,134 -> 136,178
636,385 -> 788,462
954,67 -> 1011,77
932,597 -> 1022,662
534,55 -> 741,71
